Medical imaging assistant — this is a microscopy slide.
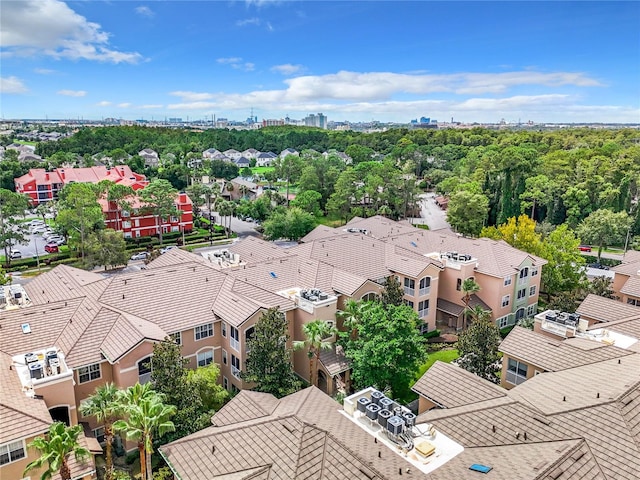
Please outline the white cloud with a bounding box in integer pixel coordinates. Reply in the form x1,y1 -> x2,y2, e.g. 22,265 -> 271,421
34,68 -> 56,75
57,89 -> 86,97
236,18 -> 261,27
0,76 -> 28,94
217,57 -> 255,71
140,104 -> 163,109
118,103 -> 132,108
271,64 -> 303,75
170,91 -> 215,101
1,0 -> 143,63
217,57 -> 243,65
96,101 -> 111,107
135,6 -> 154,17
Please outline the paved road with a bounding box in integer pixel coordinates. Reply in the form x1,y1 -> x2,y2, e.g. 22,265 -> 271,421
205,209 -> 261,238
410,192 -> 452,231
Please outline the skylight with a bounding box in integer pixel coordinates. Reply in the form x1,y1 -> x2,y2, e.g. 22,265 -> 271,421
21,323 -> 31,334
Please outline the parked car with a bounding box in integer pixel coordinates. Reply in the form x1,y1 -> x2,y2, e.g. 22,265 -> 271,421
130,251 -> 149,261
31,225 -> 47,234
44,243 -> 59,253
587,263 -> 610,270
578,245 -> 592,252
48,237 -> 66,246
9,249 -> 22,259
160,246 -> 177,254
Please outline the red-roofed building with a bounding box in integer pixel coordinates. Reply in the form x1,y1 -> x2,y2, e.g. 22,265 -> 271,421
14,166 -> 148,205
98,192 -> 193,238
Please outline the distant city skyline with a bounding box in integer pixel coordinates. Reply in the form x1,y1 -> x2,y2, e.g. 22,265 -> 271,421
1,1 -> 639,124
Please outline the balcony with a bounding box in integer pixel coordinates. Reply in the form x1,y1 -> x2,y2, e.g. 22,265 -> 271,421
231,366 -> 241,379
230,337 -> 240,352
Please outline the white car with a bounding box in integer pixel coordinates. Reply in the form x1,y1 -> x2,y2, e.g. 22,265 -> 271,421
130,251 -> 149,261
160,246 -> 177,254
31,225 -> 47,234
9,249 -> 22,259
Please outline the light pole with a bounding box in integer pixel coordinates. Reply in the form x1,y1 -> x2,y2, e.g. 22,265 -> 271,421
34,237 -> 40,272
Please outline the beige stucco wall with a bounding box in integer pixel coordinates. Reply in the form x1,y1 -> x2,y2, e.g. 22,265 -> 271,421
34,374 -> 78,426
499,353 -> 543,390
417,396 -> 438,415
612,273 -> 630,298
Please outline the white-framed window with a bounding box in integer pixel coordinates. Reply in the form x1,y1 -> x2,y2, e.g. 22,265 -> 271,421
222,349 -> 228,365
223,376 -> 229,390
231,354 -> 241,379
404,278 -> 415,296
531,267 -> 538,277
222,322 -> 227,337
527,303 -> 537,316
418,300 -> 429,318
138,356 -> 152,384
506,358 -> 528,385
0,439 -> 26,465
170,216 -> 178,223
230,326 -> 240,352
171,226 -> 179,232
78,363 -> 101,384
405,299 -> 414,308
122,221 -> 131,229
134,219 -> 140,227
419,277 -> 431,296
170,332 -> 182,345
122,210 -> 130,218
502,295 -> 510,308
498,315 -> 510,328
627,298 -> 640,307
529,285 -> 537,297
456,278 -> 462,291
197,350 -> 213,367
503,276 -> 512,286
124,232 -> 132,239
195,323 -> 213,340
361,292 -> 378,302
517,288 -> 526,300
519,267 -> 529,279
93,426 -> 105,444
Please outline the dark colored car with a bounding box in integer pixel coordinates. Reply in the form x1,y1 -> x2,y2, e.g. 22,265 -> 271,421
587,263 -> 609,270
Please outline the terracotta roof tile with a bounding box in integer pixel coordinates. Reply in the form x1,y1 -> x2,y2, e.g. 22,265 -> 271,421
577,294 -> 640,323
619,276 -> 640,298
412,361 -> 506,408
318,345 -> 351,376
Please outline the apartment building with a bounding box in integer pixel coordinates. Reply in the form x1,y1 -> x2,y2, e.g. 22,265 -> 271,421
14,166 -> 148,205
302,216 -> 547,330
98,192 -> 193,238
611,250 -> 640,306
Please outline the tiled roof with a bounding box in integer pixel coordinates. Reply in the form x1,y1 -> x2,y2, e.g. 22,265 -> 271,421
318,345 -> 351,376
620,276 -> 640,298
611,252 -> 640,276
590,317 -> 640,341
499,327 -> 632,372
24,264 -> 107,305
577,294 -> 640,323
412,361 -> 506,408
436,298 -> 465,316
0,352 -> 51,444
229,236 -> 292,263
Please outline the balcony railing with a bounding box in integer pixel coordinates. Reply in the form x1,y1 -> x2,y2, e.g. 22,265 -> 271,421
230,337 -> 240,352
419,308 -> 430,318
231,366 -> 241,379
419,286 -> 430,296
404,287 -> 415,296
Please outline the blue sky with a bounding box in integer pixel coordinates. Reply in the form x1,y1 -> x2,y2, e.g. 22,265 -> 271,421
1,0 -> 639,123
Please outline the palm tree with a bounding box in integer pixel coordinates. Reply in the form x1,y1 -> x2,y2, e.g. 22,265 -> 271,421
336,299 -> 364,340
23,422 -> 90,480
79,383 -> 121,480
293,320 -> 336,387
114,383 -> 176,480
461,278 -> 481,326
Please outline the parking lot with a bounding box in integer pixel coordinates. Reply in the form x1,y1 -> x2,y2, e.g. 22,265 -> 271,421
7,218 -> 62,259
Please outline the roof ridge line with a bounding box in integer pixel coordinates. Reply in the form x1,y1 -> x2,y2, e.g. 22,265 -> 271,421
0,402 -> 52,430
532,438 -> 589,480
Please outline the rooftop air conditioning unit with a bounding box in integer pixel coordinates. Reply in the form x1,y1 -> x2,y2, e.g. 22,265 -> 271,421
366,403 -> 381,421
318,292 -> 328,300
357,397 -> 371,413
29,362 -> 44,380
379,397 -> 394,411
371,390 -> 384,405
387,415 -> 405,436
402,412 -> 416,428
377,409 -> 392,429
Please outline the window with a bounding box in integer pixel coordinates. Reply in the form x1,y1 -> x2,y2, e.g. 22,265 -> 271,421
404,300 -> 414,308
197,350 -> 213,367
456,278 -> 462,291
517,288 -> 526,300
223,376 -> 229,390
122,210 -> 130,217
138,356 -> 152,384
122,221 -> 131,229
170,332 -> 182,345
519,267 -> 529,279
361,292 -> 378,302
195,323 -> 213,340
231,354 -> 241,379
503,276 -> 512,286
506,358 -> 528,385
404,278 -> 415,296
171,226 -> 179,232
498,316 -> 510,328
527,303 -> 537,316
78,363 -> 101,384
531,267 -> 538,277
0,440 -> 26,465
529,285 -> 537,297
222,322 -> 227,337
419,277 -> 431,296
245,327 -> 255,353
170,216 -> 178,223
93,427 -> 105,444
222,349 -> 228,365
418,300 -> 429,318
627,298 -> 640,307
230,326 -> 240,352
502,295 -> 510,308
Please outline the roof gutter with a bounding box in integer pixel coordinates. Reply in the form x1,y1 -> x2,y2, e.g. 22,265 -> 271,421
158,448 -> 183,480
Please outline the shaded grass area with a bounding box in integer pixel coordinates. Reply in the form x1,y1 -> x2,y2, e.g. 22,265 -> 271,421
413,349 -> 460,383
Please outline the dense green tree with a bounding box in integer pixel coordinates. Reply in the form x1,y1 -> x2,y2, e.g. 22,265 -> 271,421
274,154 -> 303,206
327,169 -> 358,222
185,363 -> 229,413
210,159 -> 239,180
519,174 -> 552,220
343,303 -> 426,397
262,207 -> 316,241
79,383 -> 121,480
243,308 -> 301,397
380,275 -> 404,307
85,229 -> 129,270
345,144 -> 374,164
293,320 -> 336,387
0,189 -> 29,265
456,316 -> 501,384
23,423 -> 90,480
540,224 -> 587,299
57,183 -> 105,258
589,276 -> 615,299
446,190 -> 489,236
577,209 -> 633,261
139,179 -> 179,245
107,183 -> 135,232
481,215 -> 543,255
290,190 -> 322,216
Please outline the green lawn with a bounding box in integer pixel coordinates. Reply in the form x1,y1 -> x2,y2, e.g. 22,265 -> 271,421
252,166 -> 275,175
413,349 -> 460,383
